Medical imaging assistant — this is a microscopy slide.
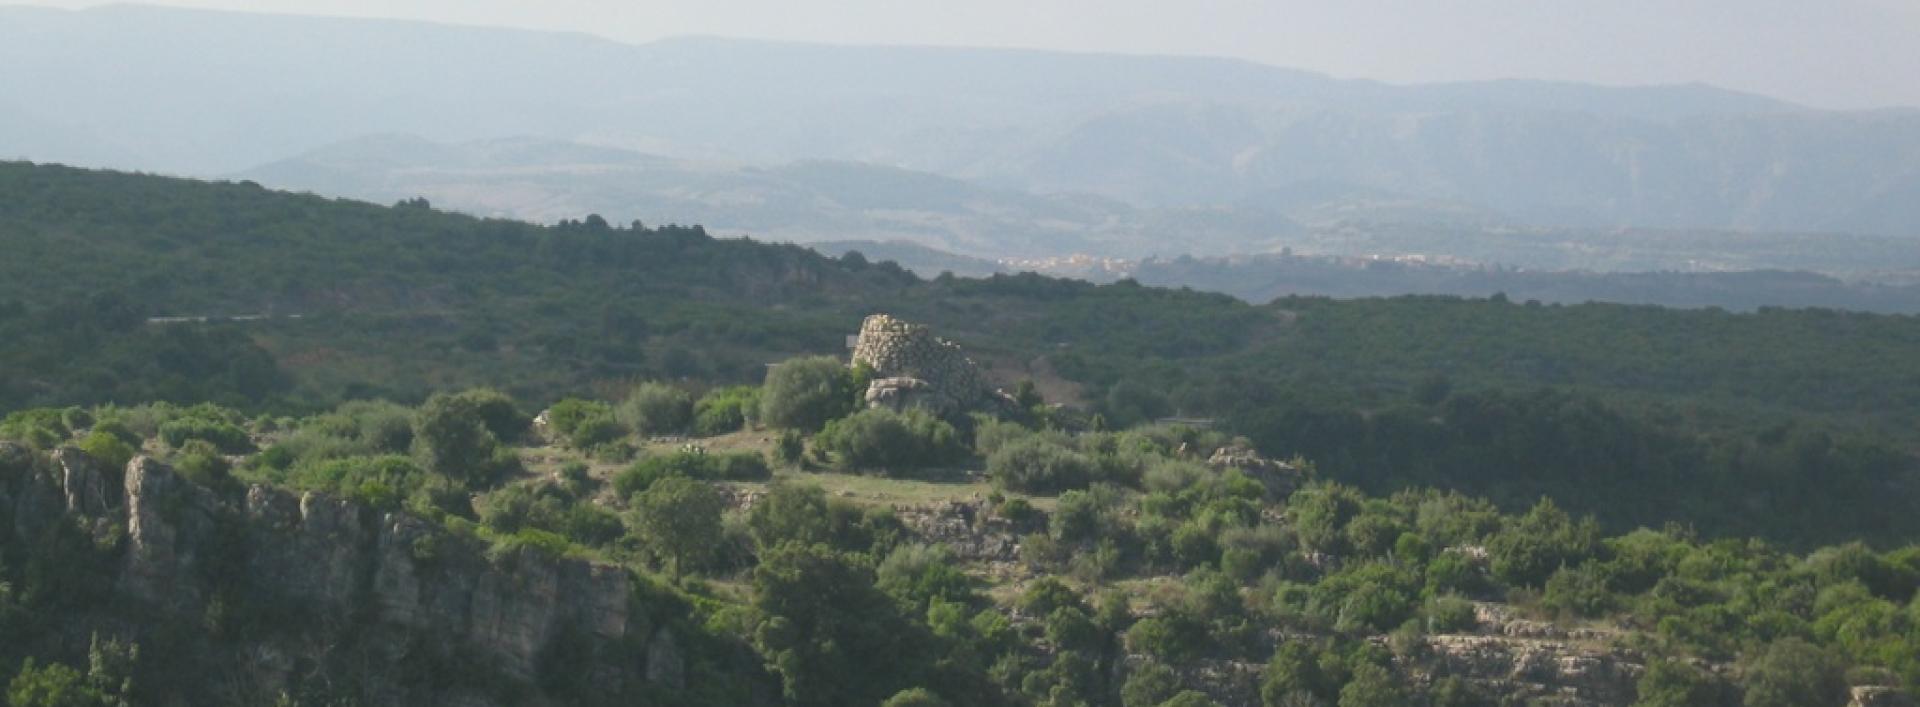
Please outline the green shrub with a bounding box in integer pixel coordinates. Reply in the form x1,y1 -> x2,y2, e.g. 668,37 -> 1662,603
171,439 -> 232,489
988,436 -> 1095,493
157,417 -> 251,453
612,451 -> 769,498
1634,658 -> 1728,707
1488,498 -> 1601,588
772,428 -> 805,466
479,482 -> 626,548
694,386 -> 760,436
286,455 -> 461,514
618,382 -> 695,435
488,527 -> 574,561
972,416 -> 1039,457
413,392 -> 516,486
1544,564 -> 1616,618
545,398 -> 614,439
1121,662 -> 1182,707
89,420 -> 141,447
814,407 -> 965,474
1424,595 -> 1477,633
631,475 -> 725,579
58,407 -> 93,432
76,430 -> 136,471
876,543 -> 974,609
569,415 -> 627,450
1127,614 -> 1205,663
1310,562 -> 1419,633
332,400 -> 416,453
1261,641 -> 1336,706
997,496 -> 1038,524
0,409 -> 69,447
1338,663 -> 1407,707
1740,638 -> 1846,707
881,687 -> 950,707
758,356 -> 857,431
453,388 -> 529,443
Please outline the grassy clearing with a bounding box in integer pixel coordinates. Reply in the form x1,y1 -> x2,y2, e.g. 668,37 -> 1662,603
722,469 -> 997,509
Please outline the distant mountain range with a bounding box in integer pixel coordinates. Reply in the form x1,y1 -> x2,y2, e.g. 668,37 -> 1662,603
4,3 -> 1920,248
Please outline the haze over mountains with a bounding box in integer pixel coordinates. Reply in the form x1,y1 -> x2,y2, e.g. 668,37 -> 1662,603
6,3 -> 1920,258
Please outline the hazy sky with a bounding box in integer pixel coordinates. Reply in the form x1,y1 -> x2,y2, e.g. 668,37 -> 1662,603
22,0 -> 1920,110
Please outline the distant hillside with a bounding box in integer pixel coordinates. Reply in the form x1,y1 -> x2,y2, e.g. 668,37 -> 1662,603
7,160 -> 1920,437
803,240 -> 1006,278
5,4 -> 1920,241
13,161 -> 1920,543
236,135 -> 1299,258
1115,255 -> 1920,313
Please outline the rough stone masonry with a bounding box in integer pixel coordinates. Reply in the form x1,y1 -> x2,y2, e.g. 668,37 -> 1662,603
850,314 -> 1006,417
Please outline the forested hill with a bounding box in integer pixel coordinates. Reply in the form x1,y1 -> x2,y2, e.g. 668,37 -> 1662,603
7,160 -> 1920,543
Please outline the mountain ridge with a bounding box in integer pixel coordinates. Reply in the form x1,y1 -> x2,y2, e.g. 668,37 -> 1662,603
7,3 -> 1913,241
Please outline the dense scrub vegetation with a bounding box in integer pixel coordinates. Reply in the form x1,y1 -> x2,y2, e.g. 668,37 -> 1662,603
6,381 -> 1920,706
4,161 -> 1920,545
6,162 -> 1920,705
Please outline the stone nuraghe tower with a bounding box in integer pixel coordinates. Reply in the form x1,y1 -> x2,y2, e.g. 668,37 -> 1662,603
849,314 -> 1001,417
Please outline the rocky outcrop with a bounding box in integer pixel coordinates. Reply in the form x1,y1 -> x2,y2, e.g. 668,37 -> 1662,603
0,447 -> 723,707
1422,634 -> 1641,705
1855,686 -> 1918,707
1205,445 -> 1303,500
55,446 -> 116,516
852,314 -> 1007,417
896,499 -> 1032,563
237,475 -> 652,684
122,456 -> 201,605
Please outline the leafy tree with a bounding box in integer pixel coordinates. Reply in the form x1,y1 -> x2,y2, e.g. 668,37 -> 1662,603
1336,663 -> 1406,707
876,543 -> 974,610
752,542 -> 922,707
630,476 -> 724,579
617,382 -> 694,435
1488,498 -> 1601,587
1635,658 -> 1728,707
1122,662 -> 1182,707
412,391 -> 510,486
1740,638 -> 1846,707
759,356 -> 857,431
453,388 -> 529,443
5,635 -> 136,707
1261,642 -> 1335,706
744,483 -> 891,554
1126,614 -> 1205,663
7,660 -> 93,707
1291,484 -> 1363,555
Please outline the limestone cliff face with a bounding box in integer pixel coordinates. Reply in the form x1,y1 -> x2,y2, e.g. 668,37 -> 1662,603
0,443 -> 725,707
